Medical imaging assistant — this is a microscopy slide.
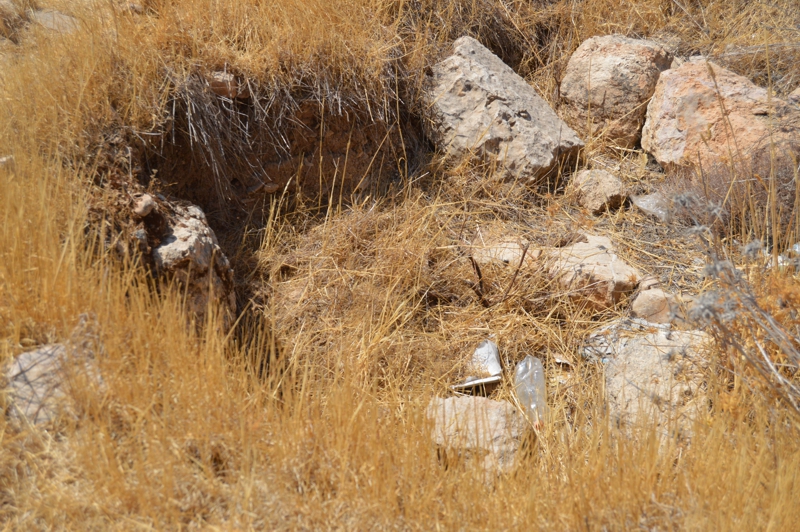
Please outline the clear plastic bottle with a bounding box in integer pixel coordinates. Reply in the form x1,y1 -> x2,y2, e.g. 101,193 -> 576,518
514,355 -> 547,428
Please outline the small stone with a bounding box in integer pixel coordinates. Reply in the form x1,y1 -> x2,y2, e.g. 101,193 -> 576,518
133,194 -> 155,217
569,169 -> 626,214
209,71 -> 238,99
631,288 -> 681,324
128,3 -> 144,14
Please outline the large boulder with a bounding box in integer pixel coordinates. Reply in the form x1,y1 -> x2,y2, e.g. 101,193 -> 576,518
585,319 -> 710,438
427,396 -> 527,475
561,35 -> 672,148
152,203 -> 236,323
641,60 -> 800,170
548,234 -> 641,310
426,36 -> 583,185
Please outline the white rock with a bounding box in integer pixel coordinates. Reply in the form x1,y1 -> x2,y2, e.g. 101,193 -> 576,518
561,35 -> 672,147
548,234 -> 641,310
426,36 -> 583,185
569,169 -> 626,214
587,322 -> 711,438
427,396 -> 526,474
4,331 -> 103,428
153,204 -> 235,322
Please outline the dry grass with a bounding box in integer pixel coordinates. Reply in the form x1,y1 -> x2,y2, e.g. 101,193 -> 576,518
2,0 -> 800,529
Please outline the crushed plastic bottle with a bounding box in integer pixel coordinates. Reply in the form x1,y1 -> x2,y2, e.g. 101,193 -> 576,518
514,355 -> 547,428
631,193 -> 669,222
451,339 -> 503,392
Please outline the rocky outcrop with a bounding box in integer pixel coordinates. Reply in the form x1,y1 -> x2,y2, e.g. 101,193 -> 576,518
561,35 -> 672,148
151,203 -> 236,323
568,169 -> 626,214
426,36 -> 583,185
427,396 -> 526,475
641,60 -> 800,170
548,234 -> 641,310
585,319 -> 710,438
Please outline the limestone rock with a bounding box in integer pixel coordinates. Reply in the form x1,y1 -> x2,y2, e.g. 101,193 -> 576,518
641,60 -> 800,170
427,396 -> 526,474
133,194 -> 155,217
561,35 -> 672,147
31,10 -> 78,33
426,36 -> 583,185
470,237 -> 540,268
631,288 -> 681,324
569,169 -> 626,214
585,319 -> 710,438
548,234 -> 641,310
4,317 -> 104,428
153,204 -> 236,322
788,86 -> 800,105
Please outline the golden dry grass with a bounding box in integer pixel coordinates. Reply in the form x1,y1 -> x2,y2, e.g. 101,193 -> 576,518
2,0 -> 800,529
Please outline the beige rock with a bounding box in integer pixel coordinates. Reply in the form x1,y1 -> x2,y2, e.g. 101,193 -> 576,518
561,35 -> 672,148
427,396 -> 526,475
133,194 -> 155,217
426,36 -> 583,185
631,288 -> 681,324
641,60 -> 800,170
586,320 -> 710,438
569,169 -> 626,214
470,238 -> 540,268
548,234 -> 641,310
31,10 -> 78,33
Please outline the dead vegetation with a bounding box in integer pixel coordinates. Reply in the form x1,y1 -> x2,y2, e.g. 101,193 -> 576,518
2,0 -> 800,529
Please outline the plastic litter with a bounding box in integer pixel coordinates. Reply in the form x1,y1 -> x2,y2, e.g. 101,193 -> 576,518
631,193 -> 669,222
514,355 -> 547,427
452,340 -> 503,391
